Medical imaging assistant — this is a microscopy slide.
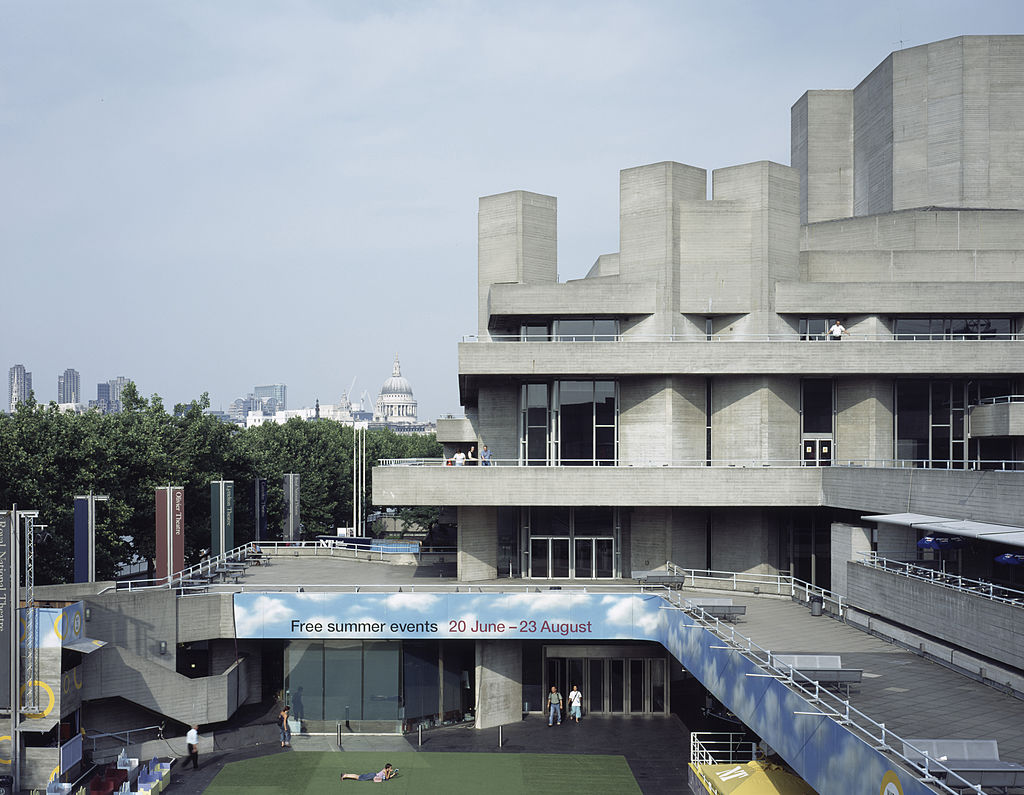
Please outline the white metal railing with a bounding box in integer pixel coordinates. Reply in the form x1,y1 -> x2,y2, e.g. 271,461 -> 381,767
973,394 -> 1024,405
377,457 -> 1024,471
689,731 -> 757,767
671,593 -> 985,795
463,333 -> 1024,343
857,553 -> 1024,606
105,558 -> 985,792
664,563 -> 847,617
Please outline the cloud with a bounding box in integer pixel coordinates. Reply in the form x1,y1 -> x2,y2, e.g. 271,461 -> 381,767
235,594 -> 295,636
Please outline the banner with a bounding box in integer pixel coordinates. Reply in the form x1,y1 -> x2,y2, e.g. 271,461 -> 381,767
73,498 -> 89,583
211,481 -> 235,556
283,474 -> 300,541
0,511 -> 11,705
155,487 -> 184,582
254,478 -> 267,541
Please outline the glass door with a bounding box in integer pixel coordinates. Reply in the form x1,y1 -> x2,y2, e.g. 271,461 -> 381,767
530,537 -> 570,578
529,538 -> 549,579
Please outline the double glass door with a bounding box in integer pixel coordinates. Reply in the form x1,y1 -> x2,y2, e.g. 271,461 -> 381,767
530,537 -> 614,579
546,655 -> 667,714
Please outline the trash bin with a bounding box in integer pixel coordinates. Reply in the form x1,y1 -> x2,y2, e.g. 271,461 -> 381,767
809,594 -> 824,617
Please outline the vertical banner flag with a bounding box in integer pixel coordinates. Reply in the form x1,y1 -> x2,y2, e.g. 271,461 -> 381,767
253,478 -> 267,542
73,497 -> 89,583
210,481 -> 235,556
283,473 -> 300,541
0,510 -> 11,705
155,487 -> 185,582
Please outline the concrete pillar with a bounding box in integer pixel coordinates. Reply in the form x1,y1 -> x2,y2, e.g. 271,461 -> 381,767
458,506 -> 498,582
619,377 -> 705,465
875,522 -> 918,562
475,640 -> 522,730
476,383 -> 520,463
830,522 -> 872,597
478,191 -> 557,339
836,377 -> 894,464
669,509 -> 709,571
712,376 -> 800,462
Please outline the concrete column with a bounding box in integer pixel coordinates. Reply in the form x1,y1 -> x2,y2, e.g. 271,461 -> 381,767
629,507 -> 670,573
791,90 -> 854,224
476,383 -> 520,463
474,640 -> 522,730
619,377 -> 705,465
458,506 -> 498,582
876,522 -> 917,562
669,509 -> 708,571
830,522 -> 872,597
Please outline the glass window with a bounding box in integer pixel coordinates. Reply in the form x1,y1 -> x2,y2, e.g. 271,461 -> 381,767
629,659 -> 645,713
521,323 -> 551,341
593,319 -> 618,341
402,641 -> 439,726
363,642 -> 401,720
323,642 -> 361,722
650,658 -> 666,713
554,319 -> 619,341
799,318 -> 828,341
895,317 -> 1014,340
802,379 -> 833,435
285,641 -> 324,721
896,380 -> 930,462
609,659 -> 624,712
588,659 -> 604,712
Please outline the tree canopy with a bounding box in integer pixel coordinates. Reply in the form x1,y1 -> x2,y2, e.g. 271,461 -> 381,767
0,388 -> 441,583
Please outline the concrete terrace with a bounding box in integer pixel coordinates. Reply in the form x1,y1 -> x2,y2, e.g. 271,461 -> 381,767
208,555 -> 1024,767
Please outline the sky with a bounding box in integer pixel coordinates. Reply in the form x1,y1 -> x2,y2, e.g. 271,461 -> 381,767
2,1 -> 1021,420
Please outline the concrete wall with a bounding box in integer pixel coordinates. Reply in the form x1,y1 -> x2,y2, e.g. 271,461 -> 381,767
475,640 -> 522,729
847,562 -> 1024,671
969,401 -> 1024,438
478,191 -> 556,339
618,376 -> 705,464
86,589 -> 179,671
179,594 -> 235,644
475,383 -> 519,462
830,522 -> 872,596
458,506 -> 498,582
710,509 -> 782,574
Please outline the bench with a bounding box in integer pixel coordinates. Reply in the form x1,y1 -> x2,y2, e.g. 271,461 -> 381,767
632,570 -> 684,588
902,739 -> 1024,788
773,654 -> 863,696
689,598 -> 746,622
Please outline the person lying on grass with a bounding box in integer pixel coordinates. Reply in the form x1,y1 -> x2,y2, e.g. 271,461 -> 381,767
341,763 -> 395,782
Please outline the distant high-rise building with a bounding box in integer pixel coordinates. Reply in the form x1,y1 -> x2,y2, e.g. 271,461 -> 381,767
8,364 -> 33,412
254,384 -> 287,411
108,376 -> 131,413
57,368 -> 81,404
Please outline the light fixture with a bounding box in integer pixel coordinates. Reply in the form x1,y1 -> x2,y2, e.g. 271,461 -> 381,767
159,641 -> 167,655
84,607 -> 91,621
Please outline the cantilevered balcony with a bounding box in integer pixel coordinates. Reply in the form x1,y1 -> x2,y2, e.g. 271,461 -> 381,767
459,337 -> 1024,383
375,459 -> 1024,527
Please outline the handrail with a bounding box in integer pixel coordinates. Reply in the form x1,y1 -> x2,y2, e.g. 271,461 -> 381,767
973,394 -> 1024,405
664,563 -> 847,617
671,592 -> 983,794
856,553 -> 1024,606
377,457 -> 1024,470
462,333 -> 1024,343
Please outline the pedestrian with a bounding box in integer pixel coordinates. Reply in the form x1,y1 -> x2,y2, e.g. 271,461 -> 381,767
467,446 -> 477,465
279,705 -> 291,747
568,684 -> 582,723
480,445 -> 492,466
186,724 -> 199,770
548,685 -> 562,726
453,449 -> 466,466
827,320 -> 848,341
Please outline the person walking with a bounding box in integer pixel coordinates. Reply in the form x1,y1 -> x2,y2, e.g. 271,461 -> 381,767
186,724 -> 200,770
548,685 -> 562,726
279,705 -> 291,747
568,684 -> 582,723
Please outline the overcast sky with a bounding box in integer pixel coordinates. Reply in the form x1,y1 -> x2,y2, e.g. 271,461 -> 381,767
2,1 -> 1020,420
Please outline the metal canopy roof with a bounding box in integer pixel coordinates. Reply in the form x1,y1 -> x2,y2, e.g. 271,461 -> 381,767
862,514 -> 1024,550
65,637 -> 107,654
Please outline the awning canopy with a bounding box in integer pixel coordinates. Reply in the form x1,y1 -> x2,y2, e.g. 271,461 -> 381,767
691,761 -> 817,794
862,515 -> 1024,550
19,715 -> 59,733
65,637 -> 107,654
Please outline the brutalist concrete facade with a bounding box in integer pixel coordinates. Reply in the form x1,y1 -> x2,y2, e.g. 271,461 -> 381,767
374,35 -> 1024,585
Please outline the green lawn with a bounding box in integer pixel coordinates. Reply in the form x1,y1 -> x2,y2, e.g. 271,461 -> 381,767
204,751 -> 642,794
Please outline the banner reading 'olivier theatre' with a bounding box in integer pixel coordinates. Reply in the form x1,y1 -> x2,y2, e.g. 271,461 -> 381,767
155,487 -> 184,582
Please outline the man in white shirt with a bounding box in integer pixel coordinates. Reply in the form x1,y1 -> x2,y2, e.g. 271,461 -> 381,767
828,320 -> 848,341
186,725 -> 200,769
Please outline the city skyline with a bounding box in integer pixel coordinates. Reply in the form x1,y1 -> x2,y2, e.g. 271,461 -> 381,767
2,2 -> 1022,421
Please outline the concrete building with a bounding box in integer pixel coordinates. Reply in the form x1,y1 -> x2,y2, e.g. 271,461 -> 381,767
8,363 -> 32,412
15,36 -> 1024,795
57,368 -> 80,405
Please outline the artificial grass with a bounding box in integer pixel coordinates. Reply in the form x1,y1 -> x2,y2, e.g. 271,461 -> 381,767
204,750 -> 642,794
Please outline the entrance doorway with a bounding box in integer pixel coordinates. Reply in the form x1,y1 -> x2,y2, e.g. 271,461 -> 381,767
545,650 -> 667,715
529,537 -> 615,578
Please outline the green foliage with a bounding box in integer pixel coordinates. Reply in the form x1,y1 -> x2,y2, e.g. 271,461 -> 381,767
0,389 -> 441,584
